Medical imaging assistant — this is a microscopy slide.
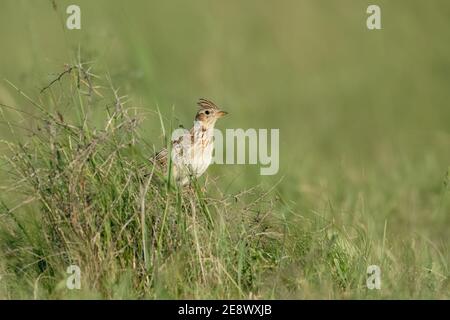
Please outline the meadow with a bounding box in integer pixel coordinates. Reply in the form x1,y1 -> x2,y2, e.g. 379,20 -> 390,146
0,0 -> 448,299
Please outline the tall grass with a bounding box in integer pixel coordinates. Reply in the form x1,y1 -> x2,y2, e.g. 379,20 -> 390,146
0,62 -> 449,298
0,62 -> 287,298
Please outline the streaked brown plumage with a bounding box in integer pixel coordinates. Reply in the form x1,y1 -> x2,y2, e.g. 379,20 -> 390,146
150,98 -> 227,186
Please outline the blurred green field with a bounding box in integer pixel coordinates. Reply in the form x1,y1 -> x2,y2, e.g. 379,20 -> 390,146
0,0 -> 449,299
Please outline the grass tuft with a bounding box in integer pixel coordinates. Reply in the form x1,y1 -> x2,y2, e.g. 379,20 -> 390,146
0,63 -> 283,299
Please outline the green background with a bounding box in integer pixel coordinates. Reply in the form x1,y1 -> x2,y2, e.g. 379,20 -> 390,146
0,0 -> 448,298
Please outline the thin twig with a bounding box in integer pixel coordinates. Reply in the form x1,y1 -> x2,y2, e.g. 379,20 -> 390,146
40,65 -> 77,94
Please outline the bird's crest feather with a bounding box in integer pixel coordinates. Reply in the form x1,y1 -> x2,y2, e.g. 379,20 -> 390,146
197,98 -> 219,110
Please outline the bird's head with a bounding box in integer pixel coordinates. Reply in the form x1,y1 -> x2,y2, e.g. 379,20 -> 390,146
195,98 -> 228,128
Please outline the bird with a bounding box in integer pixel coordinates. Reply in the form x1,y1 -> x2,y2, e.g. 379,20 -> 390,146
150,98 -> 228,186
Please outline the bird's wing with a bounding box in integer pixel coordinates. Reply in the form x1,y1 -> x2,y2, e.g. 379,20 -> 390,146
150,148 -> 168,168
150,130 -> 191,168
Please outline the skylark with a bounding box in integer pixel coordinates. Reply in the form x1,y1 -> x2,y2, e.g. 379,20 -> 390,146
151,98 -> 228,186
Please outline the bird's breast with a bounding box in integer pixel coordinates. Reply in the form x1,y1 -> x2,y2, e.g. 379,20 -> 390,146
171,129 -> 214,179
190,135 -> 214,177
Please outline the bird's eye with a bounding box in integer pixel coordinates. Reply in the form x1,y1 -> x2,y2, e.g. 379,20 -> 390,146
205,110 -> 210,115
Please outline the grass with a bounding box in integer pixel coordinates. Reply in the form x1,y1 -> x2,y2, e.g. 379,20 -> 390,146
0,0 -> 449,299
0,63 -> 287,299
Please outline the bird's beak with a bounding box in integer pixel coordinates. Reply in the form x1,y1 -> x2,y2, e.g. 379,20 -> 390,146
216,110 -> 228,118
